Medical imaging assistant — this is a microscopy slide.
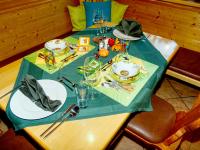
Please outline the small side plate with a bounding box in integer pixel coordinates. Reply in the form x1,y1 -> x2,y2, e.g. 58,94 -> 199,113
113,29 -> 142,41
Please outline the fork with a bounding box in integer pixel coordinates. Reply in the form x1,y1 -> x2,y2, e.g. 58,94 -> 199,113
104,77 -> 133,92
62,76 -> 77,88
101,59 -> 113,71
59,79 -> 73,91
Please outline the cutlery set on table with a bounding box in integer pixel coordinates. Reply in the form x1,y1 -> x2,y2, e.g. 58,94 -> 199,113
40,104 -> 79,139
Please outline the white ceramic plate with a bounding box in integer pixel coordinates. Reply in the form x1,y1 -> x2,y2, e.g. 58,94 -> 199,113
112,61 -> 140,79
113,29 -> 142,41
45,39 -> 67,53
10,80 -> 67,120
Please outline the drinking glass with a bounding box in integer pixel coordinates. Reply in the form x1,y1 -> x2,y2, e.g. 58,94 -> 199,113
83,56 -> 101,99
99,10 -> 108,35
116,40 -> 131,62
75,82 -> 88,108
92,8 -> 104,36
44,51 -> 57,70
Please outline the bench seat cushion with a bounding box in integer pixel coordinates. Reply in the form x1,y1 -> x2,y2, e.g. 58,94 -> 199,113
168,48 -> 200,81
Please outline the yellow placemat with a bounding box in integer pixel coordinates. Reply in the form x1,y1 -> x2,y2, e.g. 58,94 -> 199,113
94,55 -> 159,106
25,37 -> 95,74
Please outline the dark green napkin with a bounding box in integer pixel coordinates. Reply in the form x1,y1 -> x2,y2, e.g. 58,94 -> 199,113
19,75 -> 61,112
116,19 -> 143,37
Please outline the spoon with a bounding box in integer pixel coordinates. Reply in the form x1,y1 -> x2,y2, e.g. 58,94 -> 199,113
68,105 -> 80,117
44,105 -> 79,139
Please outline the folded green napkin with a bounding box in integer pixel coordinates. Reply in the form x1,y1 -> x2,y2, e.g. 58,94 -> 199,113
115,19 -> 143,37
19,75 -> 61,112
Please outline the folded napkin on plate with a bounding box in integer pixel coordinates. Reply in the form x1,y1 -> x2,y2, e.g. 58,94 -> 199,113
19,75 -> 61,112
115,19 -> 143,37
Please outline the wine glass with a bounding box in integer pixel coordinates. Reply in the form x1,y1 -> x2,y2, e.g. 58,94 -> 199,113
83,56 -> 101,99
116,39 -> 131,62
99,10 -> 108,35
93,8 -> 104,36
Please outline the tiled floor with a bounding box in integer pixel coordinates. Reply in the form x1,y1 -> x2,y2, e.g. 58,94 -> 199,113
114,76 -> 200,150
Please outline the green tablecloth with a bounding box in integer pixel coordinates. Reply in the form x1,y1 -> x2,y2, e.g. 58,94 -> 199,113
6,29 -> 167,130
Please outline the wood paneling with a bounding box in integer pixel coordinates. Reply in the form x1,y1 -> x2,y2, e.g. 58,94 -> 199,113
117,0 -> 200,52
1,0 -> 200,62
161,0 -> 200,8
0,0 -> 52,14
0,0 -> 73,62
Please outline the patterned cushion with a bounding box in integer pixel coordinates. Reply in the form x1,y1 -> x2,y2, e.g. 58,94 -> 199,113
83,1 -> 111,27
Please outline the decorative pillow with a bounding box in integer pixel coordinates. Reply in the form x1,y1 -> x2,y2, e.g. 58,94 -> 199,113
83,1 -> 111,27
111,1 -> 128,24
67,4 -> 86,31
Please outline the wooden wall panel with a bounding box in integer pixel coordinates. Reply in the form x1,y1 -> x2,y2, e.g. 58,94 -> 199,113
0,0 -> 73,62
1,0 -> 200,62
117,0 -> 200,52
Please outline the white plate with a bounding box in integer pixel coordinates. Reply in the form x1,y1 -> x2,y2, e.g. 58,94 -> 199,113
112,61 -> 140,79
45,39 -> 67,53
10,80 -> 67,120
113,29 -> 142,41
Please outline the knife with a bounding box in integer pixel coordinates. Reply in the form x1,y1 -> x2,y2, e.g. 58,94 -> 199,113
40,104 -> 76,137
61,54 -> 78,62
43,105 -> 79,139
0,85 -> 21,100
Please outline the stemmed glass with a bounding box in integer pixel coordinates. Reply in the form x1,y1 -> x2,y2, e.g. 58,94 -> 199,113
117,39 -> 131,62
83,56 -> 101,99
92,8 -> 105,36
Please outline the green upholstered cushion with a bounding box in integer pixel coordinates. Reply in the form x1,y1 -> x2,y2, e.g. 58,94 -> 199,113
67,4 -> 86,31
111,1 -> 128,24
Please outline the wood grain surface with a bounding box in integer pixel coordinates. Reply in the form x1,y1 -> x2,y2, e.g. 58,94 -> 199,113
1,0 -> 199,63
0,0 -> 73,62
117,0 -> 200,53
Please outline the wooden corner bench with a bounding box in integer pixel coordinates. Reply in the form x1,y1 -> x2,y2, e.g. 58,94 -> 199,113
166,48 -> 200,88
